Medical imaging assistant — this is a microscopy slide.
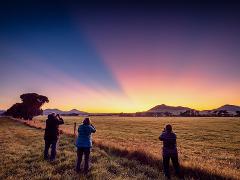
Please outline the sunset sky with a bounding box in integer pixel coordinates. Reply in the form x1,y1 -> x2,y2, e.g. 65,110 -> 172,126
1,1 -> 240,112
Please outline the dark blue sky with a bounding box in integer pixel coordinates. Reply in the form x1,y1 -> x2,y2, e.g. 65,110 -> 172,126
0,1 -> 124,92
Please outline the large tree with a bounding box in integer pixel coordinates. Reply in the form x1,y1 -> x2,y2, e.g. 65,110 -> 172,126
5,93 -> 49,120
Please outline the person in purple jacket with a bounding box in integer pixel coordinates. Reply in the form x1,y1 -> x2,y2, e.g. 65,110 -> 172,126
75,117 -> 96,173
159,124 -> 182,179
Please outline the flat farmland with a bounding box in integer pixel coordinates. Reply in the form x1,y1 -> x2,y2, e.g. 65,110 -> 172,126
34,116 -> 240,179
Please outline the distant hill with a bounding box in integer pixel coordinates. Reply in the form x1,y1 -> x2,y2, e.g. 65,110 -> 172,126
0,110 -> 5,115
215,104 -> 240,112
146,104 -> 240,116
147,104 -> 192,115
43,109 -> 88,116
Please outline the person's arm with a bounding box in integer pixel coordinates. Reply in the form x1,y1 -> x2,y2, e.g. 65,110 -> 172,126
159,129 -> 166,141
159,133 -> 164,141
56,114 -> 64,125
78,125 -> 81,133
90,124 -> 96,133
45,119 -> 49,129
174,133 -> 177,144
58,118 -> 64,125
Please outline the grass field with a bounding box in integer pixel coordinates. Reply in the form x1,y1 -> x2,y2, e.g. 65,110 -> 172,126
0,116 -> 239,179
0,117 -> 167,179
35,116 -> 240,179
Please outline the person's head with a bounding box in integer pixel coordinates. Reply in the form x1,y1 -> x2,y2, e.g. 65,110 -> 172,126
165,124 -> 172,133
83,117 -> 90,125
48,113 -> 56,120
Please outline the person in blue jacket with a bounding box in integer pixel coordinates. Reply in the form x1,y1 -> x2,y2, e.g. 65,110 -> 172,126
75,117 -> 96,173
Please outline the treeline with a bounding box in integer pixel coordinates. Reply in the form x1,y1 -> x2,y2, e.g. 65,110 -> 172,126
117,110 -> 240,117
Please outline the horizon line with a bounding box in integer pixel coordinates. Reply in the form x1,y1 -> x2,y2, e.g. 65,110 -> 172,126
40,103 -> 240,114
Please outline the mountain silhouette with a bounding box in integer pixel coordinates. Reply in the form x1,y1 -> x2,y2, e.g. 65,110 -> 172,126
215,104 -> 240,112
147,104 -> 240,116
147,104 -> 192,115
43,108 -> 88,115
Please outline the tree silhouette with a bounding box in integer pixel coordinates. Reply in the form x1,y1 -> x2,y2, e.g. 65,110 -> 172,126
180,110 -> 200,117
236,111 -> 240,117
4,93 -> 49,120
217,110 -> 229,117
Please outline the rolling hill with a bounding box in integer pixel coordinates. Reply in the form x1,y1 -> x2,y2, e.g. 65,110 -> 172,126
147,104 -> 240,116
147,104 -> 192,115
43,109 -> 88,115
215,104 -> 240,112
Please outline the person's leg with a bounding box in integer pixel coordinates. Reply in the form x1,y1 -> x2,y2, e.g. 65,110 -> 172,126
171,154 -> 181,176
50,140 -> 57,160
163,155 -> 170,178
76,148 -> 84,172
83,148 -> 91,173
44,140 -> 51,160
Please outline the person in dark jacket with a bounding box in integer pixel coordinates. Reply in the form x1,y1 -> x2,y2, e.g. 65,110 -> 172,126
159,124 -> 181,179
44,113 -> 64,161
75,117 -> 96,173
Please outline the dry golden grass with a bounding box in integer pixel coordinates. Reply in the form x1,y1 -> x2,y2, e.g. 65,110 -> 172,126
1,116 -> 239,179
0,117 -> 168,179
33,116 -> 240,179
